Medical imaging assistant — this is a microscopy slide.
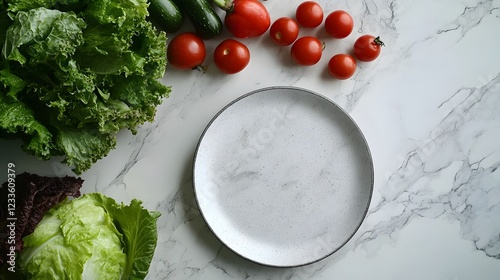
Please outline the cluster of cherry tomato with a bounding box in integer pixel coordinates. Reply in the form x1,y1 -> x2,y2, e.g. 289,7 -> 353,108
270,1 -> 384,79
167,0 -> 269,74
166,1 -> 384,78
167,33 -> 252,74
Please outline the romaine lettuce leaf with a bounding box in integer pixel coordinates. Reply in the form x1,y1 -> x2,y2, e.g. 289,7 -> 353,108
110,199 -> 161,280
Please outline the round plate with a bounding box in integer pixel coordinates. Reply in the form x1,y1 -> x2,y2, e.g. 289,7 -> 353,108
193,87 -> 373,267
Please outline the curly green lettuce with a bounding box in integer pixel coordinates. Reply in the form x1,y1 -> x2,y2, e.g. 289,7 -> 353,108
0,0 -> 170,174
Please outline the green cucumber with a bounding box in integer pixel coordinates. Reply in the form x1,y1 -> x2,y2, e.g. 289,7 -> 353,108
172,0 -> 223,39
148,0 -> 184,33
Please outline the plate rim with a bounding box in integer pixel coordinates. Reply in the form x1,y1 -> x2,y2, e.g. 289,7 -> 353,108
192,86 -> 374,267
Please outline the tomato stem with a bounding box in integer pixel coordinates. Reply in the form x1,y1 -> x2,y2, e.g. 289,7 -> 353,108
211,0 -> 234,11
374,36 -> 385,47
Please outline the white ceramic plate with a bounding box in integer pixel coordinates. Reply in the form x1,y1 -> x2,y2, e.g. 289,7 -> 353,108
193,87 -> 373,267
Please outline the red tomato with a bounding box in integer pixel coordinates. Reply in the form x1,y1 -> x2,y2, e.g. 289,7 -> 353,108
225,0 -> 271,38
269,17 -> 299,46
214,39 -> 250,74
328,54 -> 356,80
295,1 -> 323,28
324,10 -> 354,39
167,32 -> 206,69
290,36 -> 323,66
353,35 -> 385,62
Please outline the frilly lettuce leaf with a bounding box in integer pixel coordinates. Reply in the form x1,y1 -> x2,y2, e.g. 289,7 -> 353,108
0,0 -> 170,174
4,0 -> 87,13
0,77 -> 53,158
53,123 -> 116,175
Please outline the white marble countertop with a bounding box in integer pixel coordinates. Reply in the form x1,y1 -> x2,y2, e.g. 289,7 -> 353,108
2,0 -> 500,279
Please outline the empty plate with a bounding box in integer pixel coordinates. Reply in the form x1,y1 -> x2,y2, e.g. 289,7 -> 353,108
193,86 -> 373,267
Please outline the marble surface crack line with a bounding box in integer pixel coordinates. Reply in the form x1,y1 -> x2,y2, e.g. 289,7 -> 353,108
109,124 -> 157,187
436,0 -> 495,42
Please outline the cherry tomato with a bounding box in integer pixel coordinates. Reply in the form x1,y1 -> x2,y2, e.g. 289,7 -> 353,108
290,36 -> 323,66
225,0 -> 271,38
324,10 -> 354,39
214,39 -> 250,74
269,17 -> 299,46
167,32 -> 206,69
328,54 -> 356,80
295,1 -> 323,28
353,35 -> 385,62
